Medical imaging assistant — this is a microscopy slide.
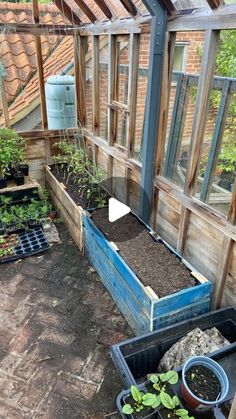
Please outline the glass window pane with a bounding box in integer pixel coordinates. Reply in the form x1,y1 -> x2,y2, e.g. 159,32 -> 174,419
162,31 -> 205,189
132,32 -> 150,161
193,30 -> 236,216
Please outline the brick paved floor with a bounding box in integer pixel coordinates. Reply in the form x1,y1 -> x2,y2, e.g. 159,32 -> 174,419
0,224 -> 133,418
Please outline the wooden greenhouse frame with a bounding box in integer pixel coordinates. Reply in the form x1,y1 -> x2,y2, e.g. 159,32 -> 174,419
0,0 -> 236,312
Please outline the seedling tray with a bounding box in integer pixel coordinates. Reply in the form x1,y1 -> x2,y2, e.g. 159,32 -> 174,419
110,307 -> 236,388
0,227 -> 49,263
0,186 -> 40,206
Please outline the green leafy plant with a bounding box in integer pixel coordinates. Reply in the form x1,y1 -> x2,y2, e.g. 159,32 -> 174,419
149,371 -> 178,393
122,385 -> 160,415
160,393 -> 194,419
0,128 -> 26,178
53,138 -> 107,208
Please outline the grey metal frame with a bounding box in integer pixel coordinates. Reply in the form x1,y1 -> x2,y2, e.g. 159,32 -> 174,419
139,0 -> 167,223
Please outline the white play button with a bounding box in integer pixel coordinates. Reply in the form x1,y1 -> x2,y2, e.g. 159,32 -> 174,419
108,197 -> 131,222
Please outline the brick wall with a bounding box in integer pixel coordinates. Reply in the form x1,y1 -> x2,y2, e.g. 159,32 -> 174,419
85,30 -> 217,158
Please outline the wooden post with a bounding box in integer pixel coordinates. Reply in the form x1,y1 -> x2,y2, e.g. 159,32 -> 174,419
74,35 -> 87,127
0,76 -> 10,128
126,33 -> 140,158
212,178 -> 236,308
107,35 -> 116,190
92,35 -> 100,136
200,80 -> 231,203
125,33 -> 140,204
32,0 -> 48,129
184,30 -> 220,197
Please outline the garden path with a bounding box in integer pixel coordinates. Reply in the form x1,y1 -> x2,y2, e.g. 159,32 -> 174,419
0,224 -> 132,418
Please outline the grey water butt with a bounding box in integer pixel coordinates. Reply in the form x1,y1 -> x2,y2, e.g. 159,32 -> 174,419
45,75 -> 76,129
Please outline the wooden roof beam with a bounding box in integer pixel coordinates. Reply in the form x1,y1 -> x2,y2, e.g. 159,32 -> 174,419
73,0 -> 97,23
93,0 -> 115,21
53,0 -> 81,25
206,0 -> 224,9
119,0 -> 139,18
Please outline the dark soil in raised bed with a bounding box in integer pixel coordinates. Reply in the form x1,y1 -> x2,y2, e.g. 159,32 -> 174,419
92,207 -> 196,298
51,165 -> 109,209
185,365 -> 221,402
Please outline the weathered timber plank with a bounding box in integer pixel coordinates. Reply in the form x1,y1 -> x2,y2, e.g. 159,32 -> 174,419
167,5 -> 236,31
45,166 -> 83,230
84,225 -> 150,334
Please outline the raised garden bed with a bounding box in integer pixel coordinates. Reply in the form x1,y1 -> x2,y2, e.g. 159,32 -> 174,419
45,165 -> 84,251
44,165 -> 212,336
83,209 -> 212,335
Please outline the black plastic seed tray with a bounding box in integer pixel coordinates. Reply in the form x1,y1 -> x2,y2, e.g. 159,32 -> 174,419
0,227 -> 49,263
110,307 -> 236,388
0,187 -> 40,206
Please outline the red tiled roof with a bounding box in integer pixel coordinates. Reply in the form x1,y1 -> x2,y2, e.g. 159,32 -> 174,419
0,1 -> 149,127
0,2 -> 67,104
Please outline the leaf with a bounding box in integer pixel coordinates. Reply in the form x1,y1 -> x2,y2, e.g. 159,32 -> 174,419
165,370 -> 179,385
151,395 -> 161,409
153,383 -> 160,391
142,393 -> 157,406
122,404 -> 133,415
150,374 -> 159,384
131,385 -> 141,403
160,392 -> 173,409
176,409 -> 189,417
159,373 -> 167,382
172,395 -> 180,408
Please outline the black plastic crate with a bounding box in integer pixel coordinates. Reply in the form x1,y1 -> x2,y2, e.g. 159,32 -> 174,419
0,186 -> 40,206
117,345 -> 236,419
110,307 -> 236,388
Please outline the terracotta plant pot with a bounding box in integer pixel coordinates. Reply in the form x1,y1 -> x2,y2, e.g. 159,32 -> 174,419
181,356 -> 229,414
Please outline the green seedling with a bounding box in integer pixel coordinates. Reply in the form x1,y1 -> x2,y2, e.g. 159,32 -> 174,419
149,370 -> 179,393
160,393 -> 194,419
122,385 -> 160,415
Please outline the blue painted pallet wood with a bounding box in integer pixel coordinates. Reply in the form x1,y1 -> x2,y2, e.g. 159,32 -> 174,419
83,215 -> 152,312
83,212 -> 212,335
152,281 -> 212,318
84,226 -> 151,334
153,298 -> 211,330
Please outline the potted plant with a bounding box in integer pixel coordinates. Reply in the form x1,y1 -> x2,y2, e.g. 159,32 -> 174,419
121,384 -> 160,418
181,356 -> 229,414
0,128 -> 28,187
157,394 -> 194,419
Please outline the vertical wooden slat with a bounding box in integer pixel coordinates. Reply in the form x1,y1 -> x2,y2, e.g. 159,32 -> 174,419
126,33 -> 140,158
75,35 -> 87,127
212,179 -> 236,308
108,35 -> 116,146
156,32 -> 176,176
184,30 -> 220,197
228,178 -> 236,225
125,33 -> 140,204
92,35 -> 100,136
0,76 -> 10,128
200,80 -> 231,203
92,35 -> 99,167
212,236 -> 234,308
153,32 -> 176,228
107,35 -> 116,190
32,0 -> 47,129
